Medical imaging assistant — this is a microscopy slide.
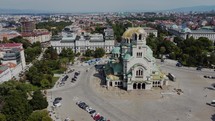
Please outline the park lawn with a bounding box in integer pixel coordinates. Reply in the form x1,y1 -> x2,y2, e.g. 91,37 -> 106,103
51,77 -> 60,87
52,67 -> 67,74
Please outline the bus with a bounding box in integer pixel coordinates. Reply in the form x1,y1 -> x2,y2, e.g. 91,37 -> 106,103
168,73 -> 176,81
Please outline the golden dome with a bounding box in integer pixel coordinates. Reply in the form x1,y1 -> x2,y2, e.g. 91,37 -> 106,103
122,27 -> 147,39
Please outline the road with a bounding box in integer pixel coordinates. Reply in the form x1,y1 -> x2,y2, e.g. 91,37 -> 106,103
47,63 -> 138,121
47,59 -> 215,121
15,48 -> 47,80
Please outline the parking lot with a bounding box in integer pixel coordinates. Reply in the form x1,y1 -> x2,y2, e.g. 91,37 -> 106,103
47,60 -> 215,121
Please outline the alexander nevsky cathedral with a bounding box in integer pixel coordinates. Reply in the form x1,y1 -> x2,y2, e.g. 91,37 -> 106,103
104,27 -> 167,90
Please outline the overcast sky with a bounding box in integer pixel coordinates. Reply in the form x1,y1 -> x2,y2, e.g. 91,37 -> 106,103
0,0 -> 215,12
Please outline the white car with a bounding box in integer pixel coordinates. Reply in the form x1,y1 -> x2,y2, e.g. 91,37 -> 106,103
64,117 -> 70,121
86,107 -> 93,113
54,102 -> 62,107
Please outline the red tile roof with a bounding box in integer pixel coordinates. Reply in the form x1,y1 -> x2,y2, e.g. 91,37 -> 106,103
0,43 -> 22,48
2,62 -> 17,68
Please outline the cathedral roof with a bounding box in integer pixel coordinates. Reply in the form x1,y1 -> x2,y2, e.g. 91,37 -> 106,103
111,47 -> 120,54
123,53 -> 131,60
122,27 -> 147,39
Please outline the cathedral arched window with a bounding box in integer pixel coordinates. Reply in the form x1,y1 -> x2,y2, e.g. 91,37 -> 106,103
134,34 -> 138,40
139,34 -> 142,40
136,68 -> 143,78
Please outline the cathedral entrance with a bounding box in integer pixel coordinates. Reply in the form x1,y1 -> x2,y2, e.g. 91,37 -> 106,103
110,82 -> 112,86
133,83 -> 146,90
142,83 -> 145,89
133,83 -> 137,89
138,83 -> 141,89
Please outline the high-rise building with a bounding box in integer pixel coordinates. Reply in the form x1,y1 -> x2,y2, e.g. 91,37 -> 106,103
20,18 -> 36,33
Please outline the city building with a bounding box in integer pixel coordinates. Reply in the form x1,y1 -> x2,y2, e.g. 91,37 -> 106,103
20,18 -> 51,43
20,19 -> 36,33
0,65 -> 12,82
0,29 -> 21,41
143,27 -> 158,37
167,25 -> 215,43
104,27 -> 167,90
51,28 -> 115,54
0,43 -> 26,79
21,29 -> 52,43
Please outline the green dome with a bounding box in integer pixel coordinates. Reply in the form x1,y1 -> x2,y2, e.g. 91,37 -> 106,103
181,27 -> 191,33
111,47 -> 120,54
171,24 -> 178,29
123,53 -> 131,60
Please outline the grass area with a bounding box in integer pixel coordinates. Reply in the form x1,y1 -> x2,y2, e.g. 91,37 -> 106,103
52,67 -> 67,74
51,77 -> 60,87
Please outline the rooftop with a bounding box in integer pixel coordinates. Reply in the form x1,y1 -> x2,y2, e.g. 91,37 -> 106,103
0,43 -> 22,48
0,66 -> 8,74
122,27 -> 147,39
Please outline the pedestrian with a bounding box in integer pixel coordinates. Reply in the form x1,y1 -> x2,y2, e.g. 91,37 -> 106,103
205,95 -> 207,97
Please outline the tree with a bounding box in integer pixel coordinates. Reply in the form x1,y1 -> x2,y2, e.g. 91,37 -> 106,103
29,90 -> 48,110
40,79 -> 50,88
44,46 -> 58,60
84,49 -> 94,57
0,113 -> 6,121
27,110 -> 51,121
42,115 -> 52,121
94,48 -> 105,58
2,90 -> 32,121
159,46 -> 166,55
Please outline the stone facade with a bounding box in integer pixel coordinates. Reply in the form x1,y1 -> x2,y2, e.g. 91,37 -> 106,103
104,27 -> 167,90
50,28 -> 115,54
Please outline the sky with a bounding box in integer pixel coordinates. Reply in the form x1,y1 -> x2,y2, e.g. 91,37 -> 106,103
0,0 -> 215,12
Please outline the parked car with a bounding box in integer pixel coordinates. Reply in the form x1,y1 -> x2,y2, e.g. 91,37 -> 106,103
93,113 -> 101,120
176,62 -> 182,67
86,107 -> 96,114
53,97 -> 62,106
54,102 -> 62,107
96,116 -> 105,121
76,101 -> 84,105
64,117 -> 70,121
55,97 -> 62,101
204,75 -> 209,78
89,110 -> 96,114
196,66 -> 202,71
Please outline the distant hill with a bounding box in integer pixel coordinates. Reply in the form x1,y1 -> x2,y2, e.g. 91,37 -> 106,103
0,8 -> 50,14
166,5 -> 215,12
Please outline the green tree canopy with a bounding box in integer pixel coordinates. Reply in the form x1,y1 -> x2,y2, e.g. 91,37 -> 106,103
2,90 -> 32,121
29,90 -> 48,110
27,110 -> 51,121
84,49 -> 94,57
94,48 -> 105,58
0,113 -> 6,121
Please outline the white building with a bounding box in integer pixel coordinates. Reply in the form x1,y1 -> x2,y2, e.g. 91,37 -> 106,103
0,43 -> 26,79
51,28 -> 115,54
104,27 -> 167,90
143,27 -> 158,37
167,25 -> 215,43
0,66 -> 12,83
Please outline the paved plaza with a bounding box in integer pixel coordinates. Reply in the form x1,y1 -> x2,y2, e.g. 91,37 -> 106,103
47,60 -> 215,121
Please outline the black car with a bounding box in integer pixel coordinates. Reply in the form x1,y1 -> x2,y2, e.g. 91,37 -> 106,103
75,71 -> 80,76
53,100 -> 60,105
89,110 -> 96,114
196,66 -> 202,71
176,62 -> 182,67
55,97 -> 62,101
204,75 -> 208,78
